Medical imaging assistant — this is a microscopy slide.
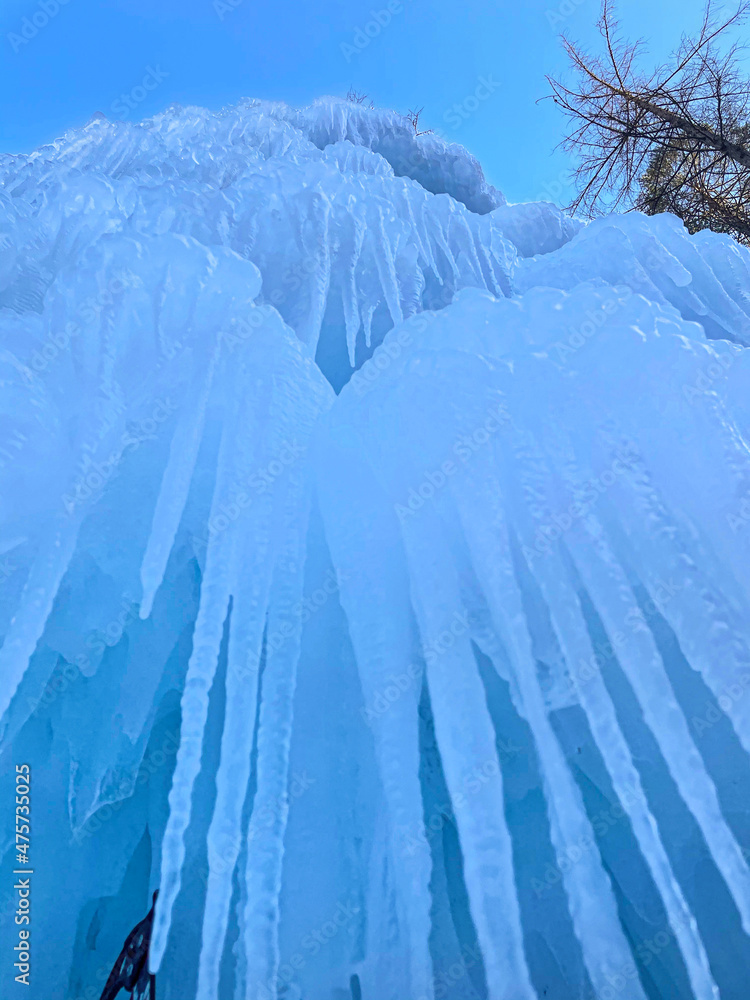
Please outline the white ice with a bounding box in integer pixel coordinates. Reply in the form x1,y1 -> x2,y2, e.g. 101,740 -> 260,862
1,97 -> 750,1000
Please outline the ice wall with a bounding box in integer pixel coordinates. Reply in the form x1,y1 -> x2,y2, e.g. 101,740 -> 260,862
1,97 -> 750,1000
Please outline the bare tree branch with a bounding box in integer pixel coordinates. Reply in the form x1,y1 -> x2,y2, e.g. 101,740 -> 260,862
549,0 -> 750,243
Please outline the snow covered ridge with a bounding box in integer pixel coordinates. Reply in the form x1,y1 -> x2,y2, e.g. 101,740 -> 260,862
2,97 -> 750,999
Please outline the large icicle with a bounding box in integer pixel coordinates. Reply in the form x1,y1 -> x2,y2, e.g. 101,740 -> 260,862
538,395 -> 750,936
398,503 -> 536,1000
316,427 -> 436,1000
294,191 -> 332,351
195,306 -> 333,997
340,209 -> 366,367
369,203 -> 404,328
0,516 -> 79,738
452,450 -> 647,1000
555,467 -> 750,932
242,458 -> 310,999
139,336 -> 222,619
568,511 -> 750,932
501,426 -> 718,1000
602,444 -> 750,758
150,386 -> 244,973
196,491 -> 276,997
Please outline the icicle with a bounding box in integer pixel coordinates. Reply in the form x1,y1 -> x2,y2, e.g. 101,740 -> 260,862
426,210 -> 460,284
341,209 -> 366,367
0,515 -> 79,739
504,444 -> 718,999
242,459 -> 310,999
526,389 -> 750,937
570,514 -> 750,935
452,451 -> 647,1000
604,442 -> 750,758
395,186 -> 430,272
369,204 -> 404,327
362,302 -> 377,349
297,192 -> 332,350
416,197 -> 441,282
150,398 -> 244,973
196,492 -> 276,1000
398,505 -> 536,1000
139,338 -> 221,619
316,432 -> 435,1000
232,837 -> 250,1000
454,213 -> 486,287
472,216 -> 508,298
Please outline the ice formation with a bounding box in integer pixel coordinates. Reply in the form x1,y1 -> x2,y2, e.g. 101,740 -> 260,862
1,97 -> 750,1000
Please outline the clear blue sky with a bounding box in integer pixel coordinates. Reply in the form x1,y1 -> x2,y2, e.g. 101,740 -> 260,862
0,0 -> 735,205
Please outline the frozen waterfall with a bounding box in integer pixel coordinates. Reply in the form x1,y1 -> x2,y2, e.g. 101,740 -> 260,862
1,97 -> 750,1000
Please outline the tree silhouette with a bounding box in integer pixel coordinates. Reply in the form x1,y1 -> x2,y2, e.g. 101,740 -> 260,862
550,0 -> 750,243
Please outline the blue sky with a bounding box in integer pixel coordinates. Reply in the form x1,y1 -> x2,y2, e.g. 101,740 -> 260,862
0,0 -> 733,205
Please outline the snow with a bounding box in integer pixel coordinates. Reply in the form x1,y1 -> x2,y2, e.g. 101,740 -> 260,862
2,96 -> 750,1000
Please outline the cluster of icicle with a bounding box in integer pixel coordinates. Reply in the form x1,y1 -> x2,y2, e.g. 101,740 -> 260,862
1,99 -> 750,1000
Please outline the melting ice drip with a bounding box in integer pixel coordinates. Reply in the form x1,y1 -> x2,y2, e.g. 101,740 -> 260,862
1,98 -> 750,1000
